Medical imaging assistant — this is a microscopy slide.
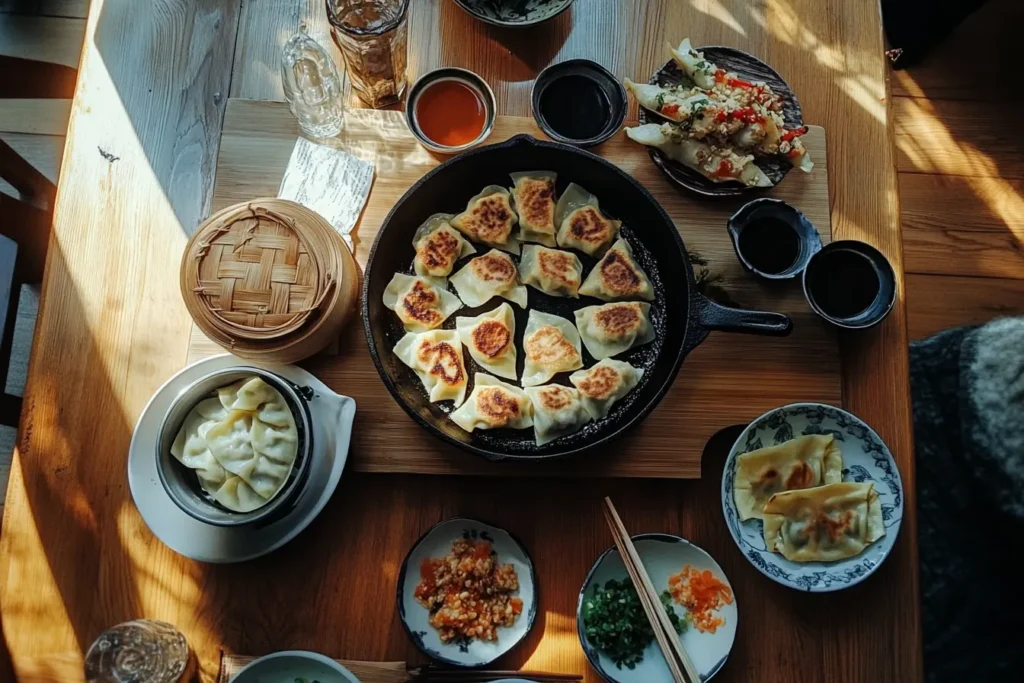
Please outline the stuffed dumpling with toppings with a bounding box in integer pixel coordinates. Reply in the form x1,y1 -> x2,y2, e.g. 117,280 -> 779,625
450,373 -> 534,432
521,310 -> 583,387
383,273 -> 463,332
450,185 -> 520,254
570,358 -> 644,420
579,238 -> 655,301
394,328 -> 469,406
455,302 -> 517,380
412,213 -> 476,278
449,249 -> 529,309
574,301 -> 655,360
510,171 -> 558,247
554,183 -> 621,257
525,384 -> 591,446
519,244 -> 583,298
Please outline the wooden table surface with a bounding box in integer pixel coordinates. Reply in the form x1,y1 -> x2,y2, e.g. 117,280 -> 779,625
0,1 -> 920,682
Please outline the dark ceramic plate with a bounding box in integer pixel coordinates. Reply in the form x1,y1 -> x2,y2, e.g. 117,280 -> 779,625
396,518 -> 537,667
454,0 -> 574,27
638,47 -> 803,197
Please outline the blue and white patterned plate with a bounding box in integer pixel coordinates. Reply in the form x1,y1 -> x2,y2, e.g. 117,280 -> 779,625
721,403 -> 904,592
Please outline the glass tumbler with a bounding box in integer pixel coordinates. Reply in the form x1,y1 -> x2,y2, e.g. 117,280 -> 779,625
326,0 -> 410,108
281,26 -> 345,138
84,619 -> 189,683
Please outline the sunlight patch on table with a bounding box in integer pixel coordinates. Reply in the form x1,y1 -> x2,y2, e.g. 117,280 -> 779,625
690,0 -> 747,37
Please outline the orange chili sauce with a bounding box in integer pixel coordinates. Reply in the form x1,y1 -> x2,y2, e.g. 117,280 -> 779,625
415,79 -> 485,147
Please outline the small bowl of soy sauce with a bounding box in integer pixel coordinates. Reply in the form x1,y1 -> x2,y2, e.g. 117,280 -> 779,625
729,198 -> 895,329
532,59 -> 627,147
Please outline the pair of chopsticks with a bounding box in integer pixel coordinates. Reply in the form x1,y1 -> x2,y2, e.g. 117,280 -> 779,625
408,665 -> 582,682
602,497 -> 701,683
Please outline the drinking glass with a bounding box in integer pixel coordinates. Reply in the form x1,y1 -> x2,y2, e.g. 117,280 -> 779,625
281,26 -> 346,138
326,0 -> 410,108
84,620 -> 189,683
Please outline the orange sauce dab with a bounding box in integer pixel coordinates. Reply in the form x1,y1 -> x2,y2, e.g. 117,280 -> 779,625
415,79 -> 485,147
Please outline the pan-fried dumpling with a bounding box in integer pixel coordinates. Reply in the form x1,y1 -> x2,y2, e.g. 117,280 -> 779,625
519,244 -> 583,298
510,172 -> 557,247
455,303 -> 517,380
554,183 -> 621,257
394,329 -> 468,406
762,482 -> 885,563
413,213 -> 476,278
578,238 -> 655,301
521,310 -> 583,387
450,373 -> 534,432
383,273 -> 463,332
450,249 -> 528,308
733,435 -> 843,521
450,185 -> 520,254
574,302 -> 655,359
569,358 -> 644,420
525,384 -> 591,446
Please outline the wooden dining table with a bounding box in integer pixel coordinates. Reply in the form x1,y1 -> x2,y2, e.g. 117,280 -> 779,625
0,1 -> 920,682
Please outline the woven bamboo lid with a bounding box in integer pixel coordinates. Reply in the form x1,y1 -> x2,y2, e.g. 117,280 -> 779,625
182,199 -> 358,362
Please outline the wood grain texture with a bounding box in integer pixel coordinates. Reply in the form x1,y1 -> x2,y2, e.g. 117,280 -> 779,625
906,272 -> 1024,340
0,99 -> 71,135
0,134 -> 65,196
0,1 -> 921,682
0,14 -> 86,66
187,102 -> 839,478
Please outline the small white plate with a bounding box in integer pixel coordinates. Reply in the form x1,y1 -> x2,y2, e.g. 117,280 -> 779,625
127,354 -> 356,563
397,518 -> 537,667
721,402 -> 904,591
577,534 -> 737,682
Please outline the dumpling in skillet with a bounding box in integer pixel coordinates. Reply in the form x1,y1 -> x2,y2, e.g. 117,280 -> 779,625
412,213 -> 476,278
525,384 -> 591,446
579,238 -> 655,302
574,301 -> 655,360
450,249 -> 529,308
455,302 -> 517,380
519,244 -> 583,298
450,185 -> 520,254
733,434 -> 843,521
569,358 -> 644,420
554,183 -> 621,257
510,171 -> 557,247
521,310 -> 583,387
450,373 -> 534,432
762,482 -> 885,563
394,328 -> 468,406
383,273 -> 463,332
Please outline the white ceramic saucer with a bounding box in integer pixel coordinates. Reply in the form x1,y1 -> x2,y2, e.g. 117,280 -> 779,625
127,353 -> 356,563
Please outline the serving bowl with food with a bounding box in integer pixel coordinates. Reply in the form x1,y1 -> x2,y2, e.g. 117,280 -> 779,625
721,402 -> 904,591
362,133 -> 792,461
230,650 -> 360,683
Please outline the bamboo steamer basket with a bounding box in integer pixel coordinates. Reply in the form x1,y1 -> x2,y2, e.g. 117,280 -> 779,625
181,198 -> 359,363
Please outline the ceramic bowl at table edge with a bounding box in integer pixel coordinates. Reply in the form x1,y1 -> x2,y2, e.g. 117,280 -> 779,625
576,532 -> 736,683
453,0 -> 575,27
720,402 -> 904,592
405,67 -> 496,154
230,650 -> 360,682
395,517 -> 538,668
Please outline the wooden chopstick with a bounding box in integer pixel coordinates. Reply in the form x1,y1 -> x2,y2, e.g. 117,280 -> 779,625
602,497 -> 702,683
407,666 -> 582,682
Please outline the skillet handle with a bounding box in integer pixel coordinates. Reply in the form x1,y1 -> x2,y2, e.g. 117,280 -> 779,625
693,294 -> 793,336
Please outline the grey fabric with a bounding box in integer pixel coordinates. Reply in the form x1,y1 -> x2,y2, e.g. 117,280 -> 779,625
911,316 -> 1024,683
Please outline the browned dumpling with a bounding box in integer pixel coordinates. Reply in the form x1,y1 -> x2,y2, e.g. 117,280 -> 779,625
383,274 -> 463,332
733,435 -> 843,520
511,172 -> 557,247
554,183 -> 621,257
450,373 -> 534,432
579,238 -> 655,301
519,244 -> 583,298
451,185 -> 520,254
450,249 -> 528,308
412,213 -> 476,278
574,301 -> 655,359
394,329 -> 468,406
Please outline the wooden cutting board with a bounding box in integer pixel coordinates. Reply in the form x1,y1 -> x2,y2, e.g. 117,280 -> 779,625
188,99 -> 839,478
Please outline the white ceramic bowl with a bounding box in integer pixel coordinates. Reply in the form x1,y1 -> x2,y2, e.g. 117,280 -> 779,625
230,650 -> 359,682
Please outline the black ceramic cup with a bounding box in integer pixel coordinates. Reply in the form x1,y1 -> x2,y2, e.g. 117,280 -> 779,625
727,198 -> 822,280
802,240 -> 896,329
531,59 -> 627,147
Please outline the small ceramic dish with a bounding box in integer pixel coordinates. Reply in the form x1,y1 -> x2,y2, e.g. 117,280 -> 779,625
453,0 -> 574,27
721,402 -> 904,592
231,650 -> 359,682
532,59 -> 627,147
726,198 -> 822,280
397,518 -> 537,667
577,534 -> 737,682
406,67 -> 496,154
803,240 -> 897,330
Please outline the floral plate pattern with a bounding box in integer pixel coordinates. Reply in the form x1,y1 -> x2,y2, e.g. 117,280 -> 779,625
721,403 -> 904,592
453,0 -> 574,27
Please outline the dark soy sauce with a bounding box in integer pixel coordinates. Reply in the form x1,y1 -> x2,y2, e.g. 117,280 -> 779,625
807,249 -> 880,319
737,217 -> 800,274
539,75 -> 610,140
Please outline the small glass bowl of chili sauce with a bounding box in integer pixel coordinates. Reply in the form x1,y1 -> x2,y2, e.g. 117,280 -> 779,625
406,67 -> 496,154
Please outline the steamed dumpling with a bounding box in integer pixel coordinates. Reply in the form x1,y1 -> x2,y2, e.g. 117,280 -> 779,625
455,302 -> 517,380
209,476 -> 268,513
394,329 -> 468,406
569,358 -> 644,420
218,377 -> 278,411
519,244 -> 583,298
383,273 -> 463,332
170,397 -> 229,491
510,172 -> 557,247
450,373 -> 534,432
579,238 -> 655,301
450,185 -> 520,254
413,213 -> 476,278
525,384 -> 591,446
762,482 -> 885,563
574,302 -> 655,359
450,249 -> 528,308
521,310 -> 583,387
554,183 -> 621,257
733,434 -> 843,521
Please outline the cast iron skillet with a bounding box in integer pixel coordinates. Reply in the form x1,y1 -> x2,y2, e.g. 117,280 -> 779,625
362,134 -> 792,462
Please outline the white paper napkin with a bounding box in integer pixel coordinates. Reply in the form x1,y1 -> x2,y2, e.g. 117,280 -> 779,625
278,137 -> 375,249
